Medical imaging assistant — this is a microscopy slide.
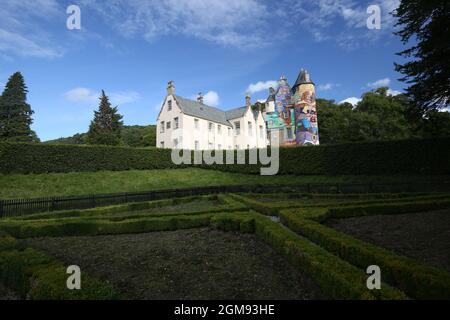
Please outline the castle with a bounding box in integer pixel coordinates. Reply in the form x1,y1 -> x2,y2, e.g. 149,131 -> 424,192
156,69 -> 319,150
264,70 -> 319,146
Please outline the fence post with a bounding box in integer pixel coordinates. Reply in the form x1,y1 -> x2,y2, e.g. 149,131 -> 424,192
0,200 -> 3,219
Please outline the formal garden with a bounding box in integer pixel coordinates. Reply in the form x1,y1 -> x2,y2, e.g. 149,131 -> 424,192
0,138 -> 450,300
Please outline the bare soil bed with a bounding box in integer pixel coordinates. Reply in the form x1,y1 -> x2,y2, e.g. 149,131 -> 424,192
326,209 -> 450,272
23,228 -> 325,300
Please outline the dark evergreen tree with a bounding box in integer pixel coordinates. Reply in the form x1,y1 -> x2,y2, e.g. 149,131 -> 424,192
394,0 -> 450,110
87,90 -> 124,146
0,72 -> 39,142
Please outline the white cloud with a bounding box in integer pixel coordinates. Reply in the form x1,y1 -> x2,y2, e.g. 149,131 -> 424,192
387,89 -> 402,96
318,83 -> 339,91
203,91 -> 220,107
368,78 -> 391,88
64,88 -> 141,105
64,88 -> 98,103
0,29 -> 62,59
81,0 -> 270,49
0,0 -> 63,59
287,0 -> 400,49
339,97 -> 361,106
246,80 -> 278,95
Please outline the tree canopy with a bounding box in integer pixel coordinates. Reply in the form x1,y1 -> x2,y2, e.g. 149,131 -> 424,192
0,72 -> 39,142
86,90 -> 124,146
394,0 -> 450,110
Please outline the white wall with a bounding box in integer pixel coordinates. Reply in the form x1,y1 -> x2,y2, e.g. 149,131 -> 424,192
156,95 -> 183,149
157,95 -> 268,150
230,107 -> 268,149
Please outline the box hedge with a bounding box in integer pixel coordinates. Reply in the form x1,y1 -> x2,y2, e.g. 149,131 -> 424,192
211,213 -> 406,300
279,201 -> 450,300
1,137 -> 450,175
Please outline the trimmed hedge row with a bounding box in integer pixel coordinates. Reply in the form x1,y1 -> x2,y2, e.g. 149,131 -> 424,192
279,200 -> 450,300
2,137 -> 450,175
13,194 -> 246,221
0,230 -> 120,299
211,213 -> 406,300
229,193 -> 450,217
0,213 -> 220,238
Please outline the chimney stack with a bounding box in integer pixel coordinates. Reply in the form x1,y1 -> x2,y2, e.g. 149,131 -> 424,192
167,81 -> 175,95
245,95 -> 251,107
197,92 -> 204,104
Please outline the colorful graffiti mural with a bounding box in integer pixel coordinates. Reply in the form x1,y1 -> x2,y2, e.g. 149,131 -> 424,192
264,70 -> 319,146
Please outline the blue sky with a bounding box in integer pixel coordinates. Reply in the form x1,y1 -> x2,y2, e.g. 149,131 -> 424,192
0,0 -> 407,141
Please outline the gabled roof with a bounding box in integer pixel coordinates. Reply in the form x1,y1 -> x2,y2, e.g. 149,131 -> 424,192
173,95 -> 231,126
225,106 -> 248,120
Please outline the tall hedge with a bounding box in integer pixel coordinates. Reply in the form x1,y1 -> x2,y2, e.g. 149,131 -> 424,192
0,137 -> 449,175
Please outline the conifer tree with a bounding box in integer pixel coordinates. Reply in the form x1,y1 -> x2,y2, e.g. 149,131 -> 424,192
0,72 -> 38,142
87,90 -> 123,145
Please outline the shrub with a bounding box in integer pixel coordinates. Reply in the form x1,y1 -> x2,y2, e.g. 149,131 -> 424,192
211,213 -> 406,300
280,207 -> 450,300
1,137 -> 449,175
0,248 -> 120,299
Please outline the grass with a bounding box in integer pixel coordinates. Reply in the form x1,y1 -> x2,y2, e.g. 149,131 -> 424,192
1,168 -> 449,199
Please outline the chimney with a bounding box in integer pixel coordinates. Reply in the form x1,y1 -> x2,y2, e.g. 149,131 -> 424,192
167,81 -> 175,95
197,92 -> 204,104
245,95 -> 251,107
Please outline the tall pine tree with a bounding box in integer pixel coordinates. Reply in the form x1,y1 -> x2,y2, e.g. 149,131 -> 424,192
0,72 -> 38,142
87,90 -> 123,145
395,0 -> 450,110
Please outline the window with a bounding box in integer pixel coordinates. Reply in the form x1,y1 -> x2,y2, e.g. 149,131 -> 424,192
168,100 -> 172,111
194,118 -> 199,129
218,125 -> 222,135
174,117 -> 179,129
160,121 -> 165,133
173,138 -> 178,149
286,127 -> 293,139
166,121 -> 171,129
209,122 -> 214,134
259,125 -> 264,139
248,121 -> 252,136
160,141 -> 164,148
208,142 -> 214,150
195,141 -> 200,150
228,127 -> 232,136
234,121 -> 241,135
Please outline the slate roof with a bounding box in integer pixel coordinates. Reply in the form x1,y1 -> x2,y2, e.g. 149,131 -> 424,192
173,95 -> 231,126
292,70 -> 314,92
173,95 -> 251,126
225,106 -> 248,120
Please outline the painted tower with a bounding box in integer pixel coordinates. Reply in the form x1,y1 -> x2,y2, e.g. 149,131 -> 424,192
292,69 -> 319,146
263,69 -> 319,146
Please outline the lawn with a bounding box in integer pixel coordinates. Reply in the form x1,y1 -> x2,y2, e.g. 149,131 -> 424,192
1,168 -> 449,199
